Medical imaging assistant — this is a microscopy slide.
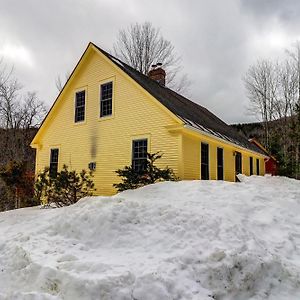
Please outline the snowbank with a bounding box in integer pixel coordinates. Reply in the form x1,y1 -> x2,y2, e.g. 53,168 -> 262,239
0,175 -> 300,299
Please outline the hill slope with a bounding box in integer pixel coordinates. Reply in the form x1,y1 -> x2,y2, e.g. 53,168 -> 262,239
0,176 -> 300,299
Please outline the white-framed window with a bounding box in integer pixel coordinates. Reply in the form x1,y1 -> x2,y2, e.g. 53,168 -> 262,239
75,90 -> 86,122
132,139 -> 148,172
50,148 -> 59,177
100,82 -> 113,117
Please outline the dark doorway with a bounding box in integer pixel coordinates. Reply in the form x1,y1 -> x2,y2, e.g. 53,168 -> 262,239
256,158 -> 260,175
217,147 -> 224,180
235,151 -> 242,181
201,143 -> 209,180
250,157 -> 253,175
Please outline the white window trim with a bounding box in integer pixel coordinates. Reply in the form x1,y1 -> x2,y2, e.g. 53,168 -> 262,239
49,145 -> 61,174
74,86 -> 88,125
98,76 -> 115,121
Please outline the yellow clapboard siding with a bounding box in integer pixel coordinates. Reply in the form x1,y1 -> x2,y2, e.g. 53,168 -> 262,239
34,48 -> 181,195
181,129 -> 265,181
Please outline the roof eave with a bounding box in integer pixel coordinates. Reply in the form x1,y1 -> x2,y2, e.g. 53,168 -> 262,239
30,42 -> 95,147
183,125 -> 268,158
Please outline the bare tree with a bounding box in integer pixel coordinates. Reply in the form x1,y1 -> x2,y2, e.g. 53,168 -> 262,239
113,22 -> 190,93
276,60 -> 297,120
286,42 -> 300,178
0,59 -> 46,162
244,59 -> 279,149
55,71 -> 71,92
0,66 -> 46,130
0,78 -> 21,129
286,41 -> 300,105
0,60 -> 47,210
244,43 -> 300,178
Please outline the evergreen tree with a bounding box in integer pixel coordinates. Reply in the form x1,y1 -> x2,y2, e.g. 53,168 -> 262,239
35,165 -> 95,207
114,152 -> 177,192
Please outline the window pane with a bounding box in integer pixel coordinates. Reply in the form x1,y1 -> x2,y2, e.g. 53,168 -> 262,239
75,91 -> 85,122
132,139 -> 148,172
50,149 -> 59,177
100,82 -> 113,117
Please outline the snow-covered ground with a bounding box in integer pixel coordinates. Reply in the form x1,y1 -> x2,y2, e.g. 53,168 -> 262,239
0,175 -> 300,300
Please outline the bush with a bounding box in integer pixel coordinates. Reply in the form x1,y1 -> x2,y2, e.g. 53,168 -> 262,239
0,161 -> 37,210
0,181 -> 14,211
113,152 -> 178,192
35,165 -> 95,207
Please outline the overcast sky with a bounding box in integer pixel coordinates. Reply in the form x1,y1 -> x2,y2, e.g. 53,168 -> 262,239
1,0 -> 300,124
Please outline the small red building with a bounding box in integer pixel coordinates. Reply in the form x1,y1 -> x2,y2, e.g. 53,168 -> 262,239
249,138 -> 279,176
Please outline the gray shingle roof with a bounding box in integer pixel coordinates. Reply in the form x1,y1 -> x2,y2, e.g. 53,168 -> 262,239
94,43 -> 264,155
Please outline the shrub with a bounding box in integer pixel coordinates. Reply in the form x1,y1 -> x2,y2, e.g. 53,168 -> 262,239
35,165 -> 95,207
113,152 -> 178,192
0,161 -> 37,210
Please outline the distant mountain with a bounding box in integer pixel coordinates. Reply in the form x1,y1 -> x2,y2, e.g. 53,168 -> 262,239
231,121 -> 264,141
231,116 -> 294,144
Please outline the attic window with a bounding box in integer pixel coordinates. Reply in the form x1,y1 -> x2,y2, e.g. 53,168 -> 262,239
75,90 -> 85,122
132,139 -> 148,172
100,82 -> 113,117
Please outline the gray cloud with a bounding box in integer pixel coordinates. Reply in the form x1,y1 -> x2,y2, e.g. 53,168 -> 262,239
240,0 -> 299,22
1,0 -> 300,124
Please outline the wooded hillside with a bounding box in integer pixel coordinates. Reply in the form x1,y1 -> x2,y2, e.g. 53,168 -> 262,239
232,115 -> 299,178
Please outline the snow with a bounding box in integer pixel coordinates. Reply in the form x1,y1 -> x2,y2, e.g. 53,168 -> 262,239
109,56 -> 124,67
0,175 -> 300,299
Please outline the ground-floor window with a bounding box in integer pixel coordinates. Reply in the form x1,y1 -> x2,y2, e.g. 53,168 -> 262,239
132,139 -> 148,172
217,147 -> 224,180
235,151 -> 242,175
250,157 -> 253,175
256,158 -> 260,175
201,142 -> 209,180
50,148 -> 59,177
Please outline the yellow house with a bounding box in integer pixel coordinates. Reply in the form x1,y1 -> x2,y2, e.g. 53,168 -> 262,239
31,42 -> 266,195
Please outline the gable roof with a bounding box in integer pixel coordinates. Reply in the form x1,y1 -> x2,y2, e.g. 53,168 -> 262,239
92,43 -> 264,155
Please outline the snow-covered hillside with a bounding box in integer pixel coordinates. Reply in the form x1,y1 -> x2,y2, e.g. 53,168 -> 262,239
0,175 -> 300,300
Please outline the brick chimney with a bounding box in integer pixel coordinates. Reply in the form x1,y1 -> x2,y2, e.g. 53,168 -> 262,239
148,63 -> 166,86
